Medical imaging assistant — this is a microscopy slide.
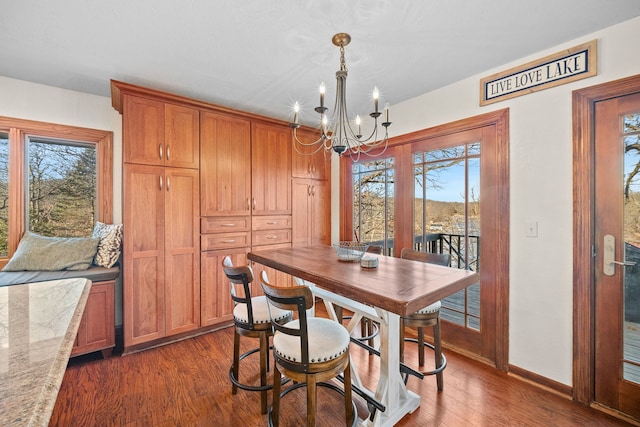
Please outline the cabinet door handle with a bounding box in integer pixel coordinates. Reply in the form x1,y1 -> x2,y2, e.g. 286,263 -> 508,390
247,198 -> 250,210
266,221 -> 278,225
166,177 -> 170,192
159,144 -> 163,160
221,223 -> 236,227
311,185 -> 315,196
166,145 -> 170,161
308,185 -> 311,196
159,176 -> 163,190
266,235 -> 277,240
221,239 -> 236,243
253,198 -> 256,210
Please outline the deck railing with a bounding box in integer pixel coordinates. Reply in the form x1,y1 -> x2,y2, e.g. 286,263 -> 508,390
363,233 -> 480,272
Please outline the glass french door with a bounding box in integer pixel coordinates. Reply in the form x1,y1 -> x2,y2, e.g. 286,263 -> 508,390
594,92 -> 640,418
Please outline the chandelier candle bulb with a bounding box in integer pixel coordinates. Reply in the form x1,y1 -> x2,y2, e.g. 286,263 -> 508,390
385,103 -> 390,123
293,102 -> 300,124
373,87 -> 379,113
319,83 -> 325,108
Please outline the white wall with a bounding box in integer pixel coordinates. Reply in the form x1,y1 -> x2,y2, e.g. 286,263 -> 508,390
376,16 -> 640,385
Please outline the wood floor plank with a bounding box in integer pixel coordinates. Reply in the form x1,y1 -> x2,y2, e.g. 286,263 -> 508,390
50,323 -> 637,427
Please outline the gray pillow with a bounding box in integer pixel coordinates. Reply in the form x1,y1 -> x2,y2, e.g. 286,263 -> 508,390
2,231 -> 100,271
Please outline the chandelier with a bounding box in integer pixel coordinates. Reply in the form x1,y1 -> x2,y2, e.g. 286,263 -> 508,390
289,33 -> 391,161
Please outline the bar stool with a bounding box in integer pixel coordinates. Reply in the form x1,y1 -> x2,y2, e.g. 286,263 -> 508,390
260,275 -> 356,427
222,257 -> 292,414
399,248 -> 450,391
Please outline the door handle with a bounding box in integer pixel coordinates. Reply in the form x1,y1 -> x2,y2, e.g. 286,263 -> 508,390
603,234 -> 635,276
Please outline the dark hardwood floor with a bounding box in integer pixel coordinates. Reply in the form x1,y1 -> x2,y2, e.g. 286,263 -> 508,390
51,321 -> 637,427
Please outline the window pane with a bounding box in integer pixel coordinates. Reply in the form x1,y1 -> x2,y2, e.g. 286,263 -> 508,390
414,142 -> 481,330
28,139 -> 97,237
0,133 -> 8,257
353,158 -> 394,255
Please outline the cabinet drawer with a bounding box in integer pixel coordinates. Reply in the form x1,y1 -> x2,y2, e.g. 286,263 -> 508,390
252,229 -> 291,246
201,232 -> 250,250
201,216 -> 250,233
252,215 -> 292,231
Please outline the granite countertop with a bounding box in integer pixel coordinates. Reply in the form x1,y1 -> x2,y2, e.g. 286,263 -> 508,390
0,278 -> 91,426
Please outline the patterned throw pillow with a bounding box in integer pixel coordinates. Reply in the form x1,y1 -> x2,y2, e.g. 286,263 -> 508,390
92,222 -> 123,268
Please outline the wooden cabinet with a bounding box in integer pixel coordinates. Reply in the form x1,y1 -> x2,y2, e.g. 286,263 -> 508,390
201,247 -> 248,327
292,178 -> 331,247
71,280 -> 115,358
200,111 -> 251,216
123,94 -> 199,169
113,80 -> 326,350
292,128 -> 331,180
123,164 -> 200,348
251,122 -> 292,215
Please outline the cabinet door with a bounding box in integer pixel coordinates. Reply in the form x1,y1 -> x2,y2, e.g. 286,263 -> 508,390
201,247 -> 248,327
200,111 -> 252,216
123,164 -> 166,347
165,103 -> 200,169
292,179 -> 312,247
292,179 -> 330,247
251,122 -> 292,215
71,281 -> 115,357
164,167 -> 200,336
123,95 -> 165,165
292,128 -> 330,180
310,179 -> 331,245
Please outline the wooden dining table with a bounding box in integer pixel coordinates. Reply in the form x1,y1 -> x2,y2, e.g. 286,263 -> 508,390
248,245 -> 479,427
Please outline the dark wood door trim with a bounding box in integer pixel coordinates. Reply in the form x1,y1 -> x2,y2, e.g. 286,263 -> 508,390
572,73 -> 640,404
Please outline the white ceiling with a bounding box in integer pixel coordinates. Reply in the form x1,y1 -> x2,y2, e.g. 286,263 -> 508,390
2,1 -> 640,125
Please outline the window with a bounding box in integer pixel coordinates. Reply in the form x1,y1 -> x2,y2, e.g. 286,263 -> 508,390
352,158 -> 395,255
0,116 -> 113,266
27,138 -> 97,237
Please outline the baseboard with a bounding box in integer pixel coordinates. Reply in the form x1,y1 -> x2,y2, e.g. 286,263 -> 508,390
507,364 -> 573,398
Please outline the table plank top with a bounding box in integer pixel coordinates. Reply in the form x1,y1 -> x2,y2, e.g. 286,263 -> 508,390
248,245 -> 479,317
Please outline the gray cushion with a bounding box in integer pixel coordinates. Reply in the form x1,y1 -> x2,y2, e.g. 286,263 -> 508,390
2,231 -> 100,272
0,265 -> 120,287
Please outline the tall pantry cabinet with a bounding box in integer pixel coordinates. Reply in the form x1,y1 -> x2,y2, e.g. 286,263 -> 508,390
112,80 -> 330,351
118,89 -> 200,351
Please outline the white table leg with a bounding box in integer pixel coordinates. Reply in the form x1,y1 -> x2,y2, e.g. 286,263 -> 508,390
362,309 -> 420,427
308,283 -> 421,426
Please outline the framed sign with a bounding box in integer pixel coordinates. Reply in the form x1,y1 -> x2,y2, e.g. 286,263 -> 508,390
480,40 -> 597,106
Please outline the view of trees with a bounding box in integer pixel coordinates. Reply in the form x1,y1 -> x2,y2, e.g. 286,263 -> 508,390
0,137 -> 97,256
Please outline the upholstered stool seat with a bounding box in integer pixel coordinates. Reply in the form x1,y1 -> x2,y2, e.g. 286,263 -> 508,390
233,296 -> 290,324
273,318 -> 350,363
416,300 -> 441,314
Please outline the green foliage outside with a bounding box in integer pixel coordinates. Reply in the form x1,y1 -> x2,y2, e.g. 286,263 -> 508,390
0,137 -> 97,257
